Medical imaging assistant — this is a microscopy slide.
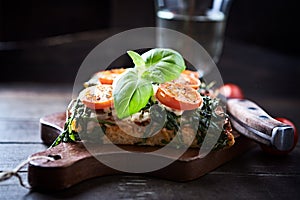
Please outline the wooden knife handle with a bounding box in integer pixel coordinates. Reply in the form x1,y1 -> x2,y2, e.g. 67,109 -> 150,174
227,99 -> 294,151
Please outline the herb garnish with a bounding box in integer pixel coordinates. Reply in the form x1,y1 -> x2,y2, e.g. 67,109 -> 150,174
50,100 -> 107,147
51,48 -> 232,150
51,100 -> 82,147
113,48 -> 186,119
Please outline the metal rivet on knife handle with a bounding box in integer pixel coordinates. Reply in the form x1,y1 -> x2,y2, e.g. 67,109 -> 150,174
227,99 -> 294,151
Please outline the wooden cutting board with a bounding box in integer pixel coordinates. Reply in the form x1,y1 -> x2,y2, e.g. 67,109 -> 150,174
28,112 -> 256,191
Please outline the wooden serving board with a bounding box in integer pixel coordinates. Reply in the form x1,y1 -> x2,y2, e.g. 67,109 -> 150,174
28,112 -> 256,191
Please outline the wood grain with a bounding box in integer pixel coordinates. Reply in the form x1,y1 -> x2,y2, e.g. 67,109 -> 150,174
0,120 -> 41,142
28,136 -> 255,191
26,111 -> 256,190
1,37 -> 300,199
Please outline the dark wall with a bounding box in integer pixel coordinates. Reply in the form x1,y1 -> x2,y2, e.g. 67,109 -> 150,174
0,0 -> 111,41
1,0 -> 298,54
0,0 -> 298,83
226,0 -> 300,55
111,0 -> 300,55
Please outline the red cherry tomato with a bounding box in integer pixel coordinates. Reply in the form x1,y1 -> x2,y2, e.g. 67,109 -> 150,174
260,117 -> 298,155
156,82 -> 202,111
80,85 -> 114,110
172,73 -> 201,90
97,68 -> 126,84
219,83 -> 244,99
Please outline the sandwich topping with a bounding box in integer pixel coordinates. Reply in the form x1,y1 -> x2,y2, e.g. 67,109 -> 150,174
156,82 -> 202,111
51,48 -> 234,150
79,85 -> 113,110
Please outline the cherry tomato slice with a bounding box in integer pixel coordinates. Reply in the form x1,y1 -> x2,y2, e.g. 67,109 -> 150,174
80,84 -> 113,109
260,117 -> 298,155
182,69 -> 200,79
219,83 -> 244,99
156,82 -> 202,110
173,73 -> 201,90
97,68 -> 126,84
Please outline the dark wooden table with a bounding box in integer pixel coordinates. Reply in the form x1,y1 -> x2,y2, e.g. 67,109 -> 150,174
0,34 -> 299,199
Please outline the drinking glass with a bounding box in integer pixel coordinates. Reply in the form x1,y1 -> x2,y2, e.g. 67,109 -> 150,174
155,0 -> 233,63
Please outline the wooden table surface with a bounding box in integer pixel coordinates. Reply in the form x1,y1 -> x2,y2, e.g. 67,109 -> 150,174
0,34 -> 299,199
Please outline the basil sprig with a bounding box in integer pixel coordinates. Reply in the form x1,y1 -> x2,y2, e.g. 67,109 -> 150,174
113,48 -> 186,119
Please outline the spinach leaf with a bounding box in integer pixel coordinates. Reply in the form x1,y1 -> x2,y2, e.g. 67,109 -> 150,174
144,104 -> 167,138
113,68 -> 153,119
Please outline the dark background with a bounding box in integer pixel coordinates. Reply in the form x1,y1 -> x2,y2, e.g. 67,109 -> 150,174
0,0 -> 299,83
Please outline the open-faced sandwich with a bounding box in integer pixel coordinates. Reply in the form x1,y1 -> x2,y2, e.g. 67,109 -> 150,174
51,48 -> 234,151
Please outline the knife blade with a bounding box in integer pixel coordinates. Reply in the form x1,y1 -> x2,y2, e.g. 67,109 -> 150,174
226,98 -> 294,151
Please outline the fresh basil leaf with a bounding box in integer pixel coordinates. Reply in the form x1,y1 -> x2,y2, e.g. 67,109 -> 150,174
127,50 -> 145,67
113,69 -> 153,119
141,48 -> 186,83
114,48 -> 186,118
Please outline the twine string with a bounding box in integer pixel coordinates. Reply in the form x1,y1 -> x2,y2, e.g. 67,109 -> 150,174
0,156 -> 54,189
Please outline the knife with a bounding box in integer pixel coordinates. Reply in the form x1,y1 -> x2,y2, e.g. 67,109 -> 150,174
226,98 -> 294,151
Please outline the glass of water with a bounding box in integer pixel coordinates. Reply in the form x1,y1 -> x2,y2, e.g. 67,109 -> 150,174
155,0 -> 233,63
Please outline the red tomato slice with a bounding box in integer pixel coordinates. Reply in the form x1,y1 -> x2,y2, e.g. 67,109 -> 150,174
97,68 -> 126,84
182,69 -> 200,79
260,117 -> 298,155
173,73 -> 201,90
156,82 -> 202,110
80,85 -> 113,109
219,83 -> 244,99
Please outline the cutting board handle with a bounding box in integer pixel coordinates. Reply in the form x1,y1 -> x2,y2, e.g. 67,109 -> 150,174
28,111 -> 256,191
